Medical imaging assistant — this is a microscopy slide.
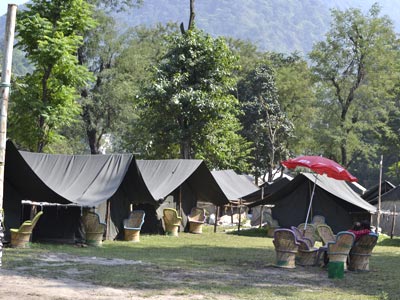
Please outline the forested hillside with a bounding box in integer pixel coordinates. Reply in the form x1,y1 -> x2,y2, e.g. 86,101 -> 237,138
2,0 -> 399,57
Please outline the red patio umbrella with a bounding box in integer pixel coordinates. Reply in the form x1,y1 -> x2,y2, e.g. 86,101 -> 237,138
281,155 -> 358,229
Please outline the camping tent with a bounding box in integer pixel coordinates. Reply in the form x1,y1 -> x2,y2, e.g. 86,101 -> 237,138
3,140 -> 154,242
362,180 -> 396,203
248,173 -> 377,233
369,185 -> 400,236
211,170 -> 260,202
136,160 -> 229,231
243,177 -> 291,203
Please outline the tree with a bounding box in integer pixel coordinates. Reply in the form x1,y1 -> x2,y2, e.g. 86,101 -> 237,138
238,63 -> 293,182
78,0 -> 143,154
9,0 -> 95,152
268,52 -> 317,156
309,4 -> 399,167
139,27 -> 250,168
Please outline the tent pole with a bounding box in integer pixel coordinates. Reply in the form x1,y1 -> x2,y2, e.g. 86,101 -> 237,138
105,200 -> 111,240
304,174 -> 318,230
237,199 -> 242,233
377,155 -> 383,234
259,187 -> 264,228
0,4 -> 17,268
390,204 -> 396,239
213,206 -> 219,233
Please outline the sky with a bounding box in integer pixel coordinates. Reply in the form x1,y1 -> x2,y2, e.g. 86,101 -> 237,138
1,1 -> 28,17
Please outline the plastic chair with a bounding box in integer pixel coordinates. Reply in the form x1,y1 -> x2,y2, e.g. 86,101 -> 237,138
348,233 -> 378,271
162,208 -> 182,237
82,211 -> 106,246
273,228 -> 300,268
188,207 -> 206,234
124,210 -> 145,242
10,210 -> 43,248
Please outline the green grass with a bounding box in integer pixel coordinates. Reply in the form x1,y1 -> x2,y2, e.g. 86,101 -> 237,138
3,225 -> 400,300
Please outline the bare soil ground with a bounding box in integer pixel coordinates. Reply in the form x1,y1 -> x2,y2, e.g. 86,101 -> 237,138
0,252 -> 333,300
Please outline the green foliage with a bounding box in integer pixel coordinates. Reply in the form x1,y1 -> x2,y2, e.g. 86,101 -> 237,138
9,0 -> 95,152
309,3 -> 399,168
138,27 -> 251,168
238,62 -> 294,181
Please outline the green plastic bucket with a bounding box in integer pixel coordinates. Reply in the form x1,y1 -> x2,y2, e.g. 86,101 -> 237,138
328,261 -> 344,279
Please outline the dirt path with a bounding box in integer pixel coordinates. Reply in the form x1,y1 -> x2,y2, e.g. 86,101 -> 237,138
0,253 -> 231,300
0,252 -> 333,300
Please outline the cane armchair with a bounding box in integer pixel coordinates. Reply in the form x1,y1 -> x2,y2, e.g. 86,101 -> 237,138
325,231 -> 355,270
273,228 -> 300,268
316,224 -> 336,246
124,210 -> 145,242
163,208 -> 182,236
82,211 -> 106,246
348,233 -> 378,271
10,211 -> 43,248
188,207 -> 206,234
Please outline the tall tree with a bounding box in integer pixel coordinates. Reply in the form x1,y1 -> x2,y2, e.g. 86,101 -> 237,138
238,63 -> 293,182
139,27 -> 250,168
309,4 -> 399,167
79,0 -> 143,154
9,0 -> 95,152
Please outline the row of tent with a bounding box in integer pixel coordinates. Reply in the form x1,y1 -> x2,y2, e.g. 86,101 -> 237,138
3,139 -> 396,243
3,140 -> 260,243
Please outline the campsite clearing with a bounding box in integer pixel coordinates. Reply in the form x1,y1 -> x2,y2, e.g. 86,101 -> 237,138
1,226 -> 399,300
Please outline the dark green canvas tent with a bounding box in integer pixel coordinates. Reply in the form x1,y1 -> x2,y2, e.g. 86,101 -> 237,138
248,173 -> 377,233
4,141 -> 229,241
3,140 -> 154,242
369,185 -> 400,236
211,169 -> 260,202
136,160 -> 229,232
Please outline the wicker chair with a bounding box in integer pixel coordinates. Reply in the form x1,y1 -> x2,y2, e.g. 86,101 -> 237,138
316,224 -> 336,246
312,215 -> 326,226
10,210 -> 43,248
273,228 -> 300,268
296,223 -> 316,246
163,208 -> 182,237
348,233 -> 378,271
264,212 -> 281,237
325,231 -> 355,270
188,207 -> 206,234
82,211 -> 106,246
296,238 -> 319,266
123,210 -> 145,242
291,226 -> 314,248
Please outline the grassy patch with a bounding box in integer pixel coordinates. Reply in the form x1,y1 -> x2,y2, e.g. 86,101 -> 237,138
2,226 -> 399,300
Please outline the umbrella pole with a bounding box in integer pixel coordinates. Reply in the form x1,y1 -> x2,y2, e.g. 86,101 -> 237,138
304,174 -> 318,230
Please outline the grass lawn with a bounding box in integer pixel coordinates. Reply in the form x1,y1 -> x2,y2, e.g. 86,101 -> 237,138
2,225 -> 400,300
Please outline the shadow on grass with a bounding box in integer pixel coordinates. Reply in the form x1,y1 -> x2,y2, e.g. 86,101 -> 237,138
3,235 -> 397,300
225,227 -> 270,237
377,237 -> 400,247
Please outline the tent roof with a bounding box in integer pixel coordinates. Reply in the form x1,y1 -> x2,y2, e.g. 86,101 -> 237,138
249,172 -> 377,213
211,169 -> 260,201
244,177 -> 291,203
5,140 -> 153,206
370,184 -> 400,203
362,180 -> 396,202
137,160 -> 229,206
